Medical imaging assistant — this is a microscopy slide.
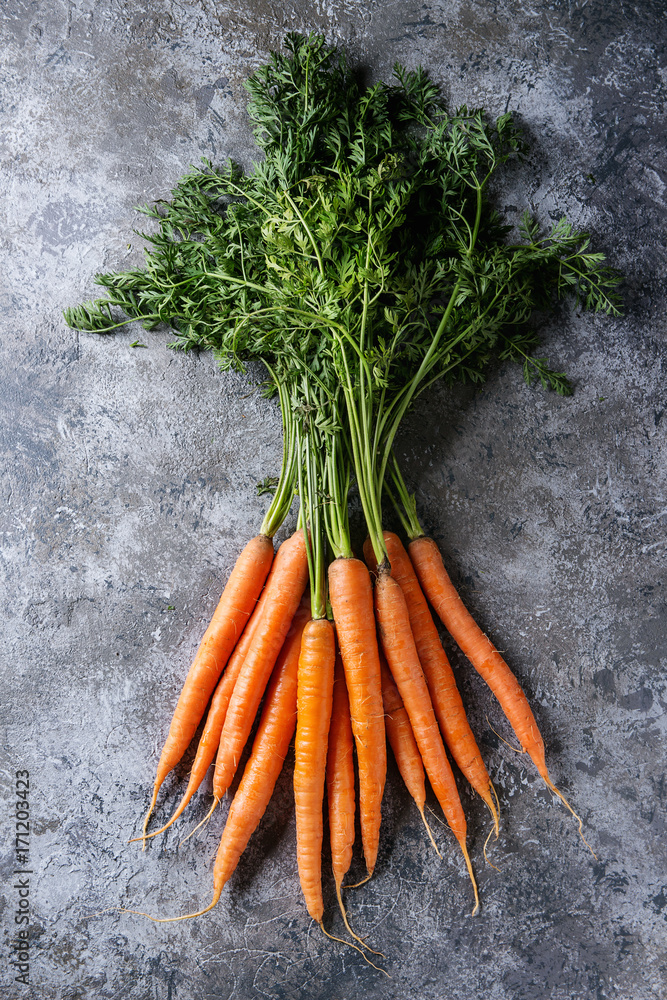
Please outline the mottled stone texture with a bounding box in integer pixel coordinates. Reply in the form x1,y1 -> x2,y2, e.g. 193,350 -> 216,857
0,1 -> 665,998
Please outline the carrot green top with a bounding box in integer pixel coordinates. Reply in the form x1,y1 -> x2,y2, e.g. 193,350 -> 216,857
65,32 -> 621,566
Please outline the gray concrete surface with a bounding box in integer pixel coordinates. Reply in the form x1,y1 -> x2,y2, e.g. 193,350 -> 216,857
1,2 -> 665,998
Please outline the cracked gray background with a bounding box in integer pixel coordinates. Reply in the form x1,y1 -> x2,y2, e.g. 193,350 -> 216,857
1,1 -> 665,998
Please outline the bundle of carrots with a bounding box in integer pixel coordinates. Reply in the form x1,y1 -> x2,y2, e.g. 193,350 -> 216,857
66,33 -> 619,945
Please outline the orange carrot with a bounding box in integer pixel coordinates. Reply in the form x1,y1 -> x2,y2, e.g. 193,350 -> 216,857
408,536 -> 546,775
328,556 -> 386,876
213,529 -> 309,802
138,587 -> 301,843
408,535 -> 589,844
155,588 -> 269,831
326,651 -> 385,957
327,653 -> 356,895
294,617 -> 336,922
141,533 -> 274,837
123,604 -> 309,924
379,654 -> 439,855
208,597 -> 309,897
374,567 -> 478,911
365,533 -> 497,831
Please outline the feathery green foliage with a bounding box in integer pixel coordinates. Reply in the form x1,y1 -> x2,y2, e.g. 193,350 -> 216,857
65,32 -> 621,577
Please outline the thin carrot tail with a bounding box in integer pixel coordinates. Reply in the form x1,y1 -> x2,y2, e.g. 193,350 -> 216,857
486,780 -> 502,867
88,880 -> 224,923
318,920 -> 390,976
543,775 -> 597,858
179,797 -> 219,848
344,871 -> 373,890
483,825 -> 500,872
458,838 -> 480,916
490,779 -> 501,836
482,781 -> 500,838
129,777 -> 199,845
140,785 -> 160,850
101,886 -> 223,924
334,879 -> 385,958
417,805 -> 442,858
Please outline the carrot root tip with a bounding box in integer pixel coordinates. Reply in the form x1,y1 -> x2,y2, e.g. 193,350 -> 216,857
179,797 -> 219,848
140,786 -> 160,851
343,871 -> 373,890
489,781 -> 501,838
129,795 -> 191,845
483,825 -> 500,872
334,881 -> 385,958
318,920 -> 390,976
85,892 -> 222,924
459,840 -> 480,916
417,806 -> 442,859
544,776 -> 597,859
